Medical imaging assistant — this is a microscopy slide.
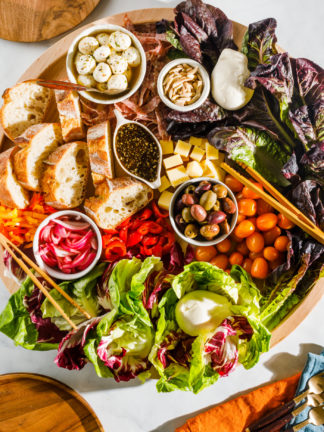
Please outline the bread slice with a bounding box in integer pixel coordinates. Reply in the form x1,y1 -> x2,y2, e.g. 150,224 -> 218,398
13,123 -> 63,191
84,177 -> 153,230
55,90 -> 85,142
41,141 -> 89,209
0,80 -> 53,140
87,120 -> 114,185
0,147 -> 30,208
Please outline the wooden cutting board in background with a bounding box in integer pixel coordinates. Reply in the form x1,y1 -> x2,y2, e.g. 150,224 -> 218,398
0,0 -> 101,42
0,373 -> 104,431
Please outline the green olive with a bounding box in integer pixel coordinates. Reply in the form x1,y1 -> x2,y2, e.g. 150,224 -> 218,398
185,185 -> 196,195
200,224 -> 220,240
199,190 -> 217,211
212,184 -> 228,198
182,207 -> 194,223
184,223 -> 199,239
213,200 -> 221,211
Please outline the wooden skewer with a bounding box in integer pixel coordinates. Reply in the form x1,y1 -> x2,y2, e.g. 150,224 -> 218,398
236,161 -> 317,229
0,236 -> 78,330
36,79 -> 88,92
0,233 -> 91,320
221,162 -> 324,245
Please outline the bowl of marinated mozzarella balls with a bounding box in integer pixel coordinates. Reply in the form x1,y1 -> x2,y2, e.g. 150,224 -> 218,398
66,24 -> 146,104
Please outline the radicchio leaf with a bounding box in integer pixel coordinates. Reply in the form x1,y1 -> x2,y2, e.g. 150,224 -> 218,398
291,180 -> 324,228
3,249 -> 26,284
157,330 -> 195,369
168,99 -> 226,123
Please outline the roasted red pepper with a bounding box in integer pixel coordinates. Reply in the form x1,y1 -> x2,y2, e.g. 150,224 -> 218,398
104,239 -> 127,261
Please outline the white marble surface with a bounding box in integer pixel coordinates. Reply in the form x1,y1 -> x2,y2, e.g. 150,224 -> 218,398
0,1 -> 323,431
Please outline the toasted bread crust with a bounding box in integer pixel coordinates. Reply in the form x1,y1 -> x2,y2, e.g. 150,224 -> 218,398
87,121 -> 114,181
55,90 -> 85,142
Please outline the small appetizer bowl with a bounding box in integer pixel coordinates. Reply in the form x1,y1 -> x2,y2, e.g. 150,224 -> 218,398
66,23 -> 146,105
157,58 -> 210,112
169,177 -> 238,247
33,210 -> 102,281
113,109 -> 162,189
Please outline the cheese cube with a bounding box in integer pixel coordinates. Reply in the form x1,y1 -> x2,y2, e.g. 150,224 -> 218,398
160,140 -> 174,155
158,175 -> 171,193
189,136 -> 203,147
167,165 -> 190,187
186,161 -> 204,178
206,143 -> 219,160
163,154 -> 183,170
218,151 -> 225,163
190,146 -> 205,162
206,160 -> 225,181
174,140 -> 191,158
200,160 -> 213,177
158,191 -> 173,211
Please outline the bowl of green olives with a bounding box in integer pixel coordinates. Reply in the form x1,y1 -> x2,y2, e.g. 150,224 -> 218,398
170,177 -> 238,246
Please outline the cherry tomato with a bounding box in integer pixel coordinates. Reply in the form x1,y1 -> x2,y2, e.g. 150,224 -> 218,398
246,232 -> 265,253
263,246 -> 279,262
230,231 -> 244,243
249,251 -> 264,260
256,213 -> 278,231
236,192 -> 244,201
247,217 -> 258,227
236,213 -> 246,224
264,226 -> 281,245
236,241 -> 249,256
210,254 -> 229,270
257,199 -> 273,215
229,252 -> 244,266
234,220 -> 256,238
278,214 -> 295,230
238,199 -> 257,216
251,257 -> 269,279
274,235 -> 290,252
242,182 -> 263,199
216,238 -> 232,254
225,175 -> 244,193
195,246 -> 217,262
270,253 -> 285,270
242,258 -> 253,273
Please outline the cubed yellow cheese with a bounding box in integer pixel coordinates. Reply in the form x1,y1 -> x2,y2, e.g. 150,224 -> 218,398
200,160 -> 213,177
160,140 -> 174,155
190,145 -> 205,162
218,151 -> 225,163
206,143 -> 219,160
205,160 -> 225,181
186,161 -> 204,178
167,165 -> 190,187
174,140 -> 191,158
163,154 -> 183,170
158,191 -> 173,211
158,175 -> 171,193
189,136 -> 203,148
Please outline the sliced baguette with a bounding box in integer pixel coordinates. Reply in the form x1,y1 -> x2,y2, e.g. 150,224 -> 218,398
41,141 -> 89,209
13,123 -> 63,191
0,147 -> 30,208
55,90 -> 85,142
87,120 -> 114,184
84,177 -> 153,230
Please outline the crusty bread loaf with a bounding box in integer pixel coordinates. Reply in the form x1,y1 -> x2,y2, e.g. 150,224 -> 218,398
87,120 -> 114,185
41,141 -> 89,209
13,123 -> 63,191
55,90 -> 85,142
84,177 -> 153,230
0,80 -> 53,140
0,147 -> 30,208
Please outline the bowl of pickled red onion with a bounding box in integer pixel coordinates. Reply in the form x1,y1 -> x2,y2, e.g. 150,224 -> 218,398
33,210 -> 102,280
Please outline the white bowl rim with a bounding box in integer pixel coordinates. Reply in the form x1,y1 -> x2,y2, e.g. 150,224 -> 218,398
66,23 -> 147,105
169,177 -> 238,247
33,210 -> 103,281
157,58 -> 210,112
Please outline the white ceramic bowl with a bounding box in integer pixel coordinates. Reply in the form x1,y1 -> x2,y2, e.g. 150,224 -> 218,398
169,177 -> 238,247
66,24 -> 146,104
33,210 -> 102,281
157,58 -> 210,112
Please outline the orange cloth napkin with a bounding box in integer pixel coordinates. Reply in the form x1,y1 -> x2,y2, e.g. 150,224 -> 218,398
176,373 -> 301,432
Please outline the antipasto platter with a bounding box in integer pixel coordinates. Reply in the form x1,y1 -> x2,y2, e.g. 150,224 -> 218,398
0,2 -> 323,394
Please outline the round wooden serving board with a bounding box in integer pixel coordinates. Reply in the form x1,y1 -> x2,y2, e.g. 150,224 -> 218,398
0,8 -> 323,349
0,373 -> 104,432
0,0 -> 101,42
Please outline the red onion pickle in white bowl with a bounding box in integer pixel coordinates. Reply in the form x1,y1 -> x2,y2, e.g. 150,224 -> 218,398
33,210 -> 102,280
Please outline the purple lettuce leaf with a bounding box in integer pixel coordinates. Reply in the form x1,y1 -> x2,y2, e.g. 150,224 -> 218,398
168,99 -> 226,124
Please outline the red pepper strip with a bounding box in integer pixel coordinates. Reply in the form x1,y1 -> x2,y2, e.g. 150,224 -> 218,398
137,221 -> 163,235
152,200 -> 168,218
128,218 -> 143,231
161,231 -> 175,253
142,235 -> 158,246
119,227 -> 128,243
151,243 -> 163,257
127,231 -> 143,247
137,208 -> 153,220
102,234 -> 113,248
118,216 -> 133,228
103,228 -> 119,235
105,239 -> 127,261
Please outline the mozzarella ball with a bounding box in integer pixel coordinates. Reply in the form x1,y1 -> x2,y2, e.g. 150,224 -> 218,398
93,45 -> 111,62
75,54 -> 96,75
93,62 -> 112,83
96,32 -> 110,46
107,53 -> 128,74
78,36 -> 99,55
108,31 -> 132,51
106,74 -> 128,94
77,74 -> 96,88
122,47 -> 141,67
